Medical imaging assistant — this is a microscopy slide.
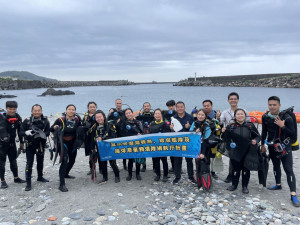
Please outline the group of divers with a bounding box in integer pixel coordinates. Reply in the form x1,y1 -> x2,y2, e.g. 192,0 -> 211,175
0,92 -> 299,208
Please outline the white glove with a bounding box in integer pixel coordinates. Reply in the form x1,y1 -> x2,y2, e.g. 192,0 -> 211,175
25,130 -> 33,136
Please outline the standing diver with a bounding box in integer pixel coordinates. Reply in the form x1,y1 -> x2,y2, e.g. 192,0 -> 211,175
220,92 -> 250,183
0,101 -> 25,188
136,102 -> 154,172
90,110 -> 120,183
20,104 -> 50,191
222,108 -> 260,194
261,96 -> 300,207
82,101 -> 97,175
51,104 -> 82,192
149,109 -> 170,182
108,99 -> 127,170
162,100 -> 176,173
117,108 -> 143,181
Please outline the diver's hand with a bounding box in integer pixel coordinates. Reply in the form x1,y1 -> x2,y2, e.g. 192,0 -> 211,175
251,139 -> 257,145
199,154 -> 205,159
260,145 -> 267,153
53,125 -> 59,129
221,127 -> 226,133
97,137 -> 102,141
196,128 -> 200,133
274,116 -> 285,128
170,124 -> 174,131
25,130 -> 34,136
216,110 -> 221,119
185,121 -> 191,129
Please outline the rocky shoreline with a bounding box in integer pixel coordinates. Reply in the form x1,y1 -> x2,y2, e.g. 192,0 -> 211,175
174,74 -> 300,88
0,119 -> 299,225
0,80 -> 135,90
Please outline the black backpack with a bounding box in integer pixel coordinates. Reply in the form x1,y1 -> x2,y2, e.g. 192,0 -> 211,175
279,106 -> 299,150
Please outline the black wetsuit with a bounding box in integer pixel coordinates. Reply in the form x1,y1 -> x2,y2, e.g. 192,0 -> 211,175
136,112 -> 154,169
173,112 -> 194,181
20,115 -> 50,181
90,122 -> 120,180
162,110 -> 176,170
50,115 -> 81,186
107,108 -> 126,168
118,118 -> 143,177
224,121 -> 260,188
261,113 -> 296,192
149,121 -> 170,178
0,113 -> 23,181
82,113 -> 97,172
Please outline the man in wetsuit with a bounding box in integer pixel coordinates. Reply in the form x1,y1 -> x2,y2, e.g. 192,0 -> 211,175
261,96 -> 300,207
0,101 -> 25,188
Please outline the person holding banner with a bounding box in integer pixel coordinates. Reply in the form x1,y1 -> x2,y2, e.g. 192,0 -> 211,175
118,108 -> 143,181
149,109 -> 170,182
91,110 -> 120,183
190,109 -> 212,159
136,102 -> 154,172
171,101 -> 195,184
108,99 -> 127,171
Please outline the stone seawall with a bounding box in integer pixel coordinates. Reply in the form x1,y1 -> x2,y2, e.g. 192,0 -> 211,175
0,80 -> 134,90
175,74 -> 300,88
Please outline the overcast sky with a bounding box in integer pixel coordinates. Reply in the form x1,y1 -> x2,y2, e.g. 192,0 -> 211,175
0,0 -> 299,82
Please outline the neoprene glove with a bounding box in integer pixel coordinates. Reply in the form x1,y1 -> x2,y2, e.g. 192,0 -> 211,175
25,130 -> 34,136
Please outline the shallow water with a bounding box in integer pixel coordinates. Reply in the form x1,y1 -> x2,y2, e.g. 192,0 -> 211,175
1,84 -> 300,117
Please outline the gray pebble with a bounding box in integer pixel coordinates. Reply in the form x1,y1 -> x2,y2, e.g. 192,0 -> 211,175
69,213 -> 82,220
83,217 -> 93,221
97,210 -> 105,216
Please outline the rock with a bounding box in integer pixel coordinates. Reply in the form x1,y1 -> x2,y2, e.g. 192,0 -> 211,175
69,213 -> 82,220
48,216 -> 57,221
39,88 -> 75,96
61,217 -> 70,222
112,212 -> 119,216
148,215 -> 159,222
29,220 -> 37,224
83,217 -> 93,221
40,190 -> 46,194
124,209 -> 133,214
62,222 -> 70,225
95,216 -> 107,222
179,208 -> 186,213
35,203 -> 46,212
108,216 -> 116,221
97,210 -> 105,216
206,216 -> 216,223
274,219 -> 282,225
118,193 -> 123,197
0,94 -> 17,99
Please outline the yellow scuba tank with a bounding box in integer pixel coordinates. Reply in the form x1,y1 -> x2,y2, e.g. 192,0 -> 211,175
292,140 -> 299,151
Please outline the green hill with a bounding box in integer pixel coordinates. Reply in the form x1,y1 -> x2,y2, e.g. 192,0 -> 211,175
0,71 -> 56,81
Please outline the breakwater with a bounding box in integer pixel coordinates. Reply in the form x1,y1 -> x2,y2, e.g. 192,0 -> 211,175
174,73 -> 300,88
0,80 -> 134,90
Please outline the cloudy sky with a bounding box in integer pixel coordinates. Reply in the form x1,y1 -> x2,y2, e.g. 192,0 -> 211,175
0,0 -> 299,82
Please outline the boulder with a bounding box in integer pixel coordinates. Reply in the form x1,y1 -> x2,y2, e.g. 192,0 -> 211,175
39,88 -> 75,96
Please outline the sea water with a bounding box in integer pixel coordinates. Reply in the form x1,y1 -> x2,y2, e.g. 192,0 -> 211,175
1,84 -> 300,117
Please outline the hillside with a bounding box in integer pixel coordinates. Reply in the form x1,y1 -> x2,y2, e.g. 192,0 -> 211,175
0,71 -> 56,81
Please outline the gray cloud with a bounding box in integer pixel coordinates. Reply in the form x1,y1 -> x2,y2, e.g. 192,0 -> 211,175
0,0 -> 300,81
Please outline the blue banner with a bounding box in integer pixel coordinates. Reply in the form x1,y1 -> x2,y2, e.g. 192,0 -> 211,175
97,132 -> 201,161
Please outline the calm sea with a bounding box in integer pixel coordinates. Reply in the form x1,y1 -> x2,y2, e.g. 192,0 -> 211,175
1,84 -> 300,117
